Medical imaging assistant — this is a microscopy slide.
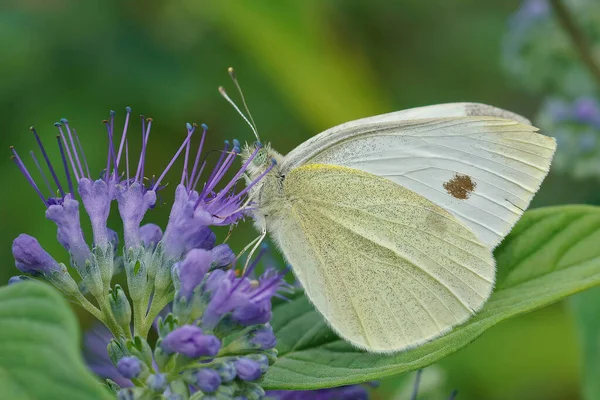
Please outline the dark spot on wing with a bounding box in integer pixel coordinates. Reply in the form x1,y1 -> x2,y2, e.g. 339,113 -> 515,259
443,174 -> 476,200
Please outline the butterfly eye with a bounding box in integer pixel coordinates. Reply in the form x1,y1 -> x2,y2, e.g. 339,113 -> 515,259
252,148 -> 268,166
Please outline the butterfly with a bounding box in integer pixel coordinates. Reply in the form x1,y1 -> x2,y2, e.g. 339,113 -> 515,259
220,68 -> 556,353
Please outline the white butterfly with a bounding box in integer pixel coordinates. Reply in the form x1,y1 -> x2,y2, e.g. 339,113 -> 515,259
221,70 -> 556,353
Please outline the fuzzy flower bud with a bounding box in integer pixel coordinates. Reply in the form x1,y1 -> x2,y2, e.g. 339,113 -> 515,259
162,325 -> 221,358
177,249 -> 212,299
210,244 -> 236,268
116,356 -> 142,379
146,373 -> 168,393
249,325 -> 277,350
195,368 -> 221,393
235,358 -> 262,382
12,234 -> 62,276
109,284 -> 132,330
139,223 -> 163,248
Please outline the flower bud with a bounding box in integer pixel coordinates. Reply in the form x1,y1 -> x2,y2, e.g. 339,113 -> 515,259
235,358 -> 262,381
109,284 -> 132,331
162,325 -> 221,359
246,354 -> 269,374
108,339 -> 129,367
210,244 -> 235,268
213,361 -> 236,383
146,373 -> 168,393
177,249 -> 212,300
116,356 -> 142,379
126,336 -> 154,370
248,325 -> 276,350
231,299 -> 272,326
195,368 -> 221,393
139,223 -> 163,248
12,234 -> 62,276
240,382 -> 265,400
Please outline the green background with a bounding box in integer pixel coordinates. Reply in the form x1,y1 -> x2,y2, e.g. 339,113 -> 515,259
0,1 -> 591,399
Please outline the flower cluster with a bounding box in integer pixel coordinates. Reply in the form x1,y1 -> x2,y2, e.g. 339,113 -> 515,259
10,109 -> 290,399
536,96 -> 600,178
502,0 -> 600,95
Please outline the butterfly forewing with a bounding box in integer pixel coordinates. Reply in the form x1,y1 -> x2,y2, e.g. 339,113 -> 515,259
282,115 -> 556,248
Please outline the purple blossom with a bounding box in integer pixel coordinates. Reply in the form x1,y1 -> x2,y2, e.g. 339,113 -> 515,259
545,97 -> 600,128
116,357 -> 142,379
267,385 -> 369,400
177,249 -> 212,299
78,177 -> 113,248
11,108 -> 264,289
14,106 -> 283,397
235,358 -> 262,382
106,228 -> 119,250
45,194 -> 92,268
195,368 -> 222,393
202,254 -> 289,330
211,244 -> 236,268
12,234 -> 62,276
139,223 -> 163,248
161,325 -> 221,358
116,183 -> 157,249
249,326 -> 277,350
83,324 -> 132,388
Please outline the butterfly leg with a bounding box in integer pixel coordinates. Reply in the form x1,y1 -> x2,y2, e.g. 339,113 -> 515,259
241,228 -> 267,275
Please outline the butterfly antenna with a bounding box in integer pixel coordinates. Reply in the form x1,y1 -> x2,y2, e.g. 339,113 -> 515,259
219,72 -> 261,143
228,67 -> 259,137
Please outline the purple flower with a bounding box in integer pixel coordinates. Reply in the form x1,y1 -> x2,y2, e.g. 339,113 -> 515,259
177,249 -> 212,299
195,368 -> 221,393
202,248 -> 289,329
211,244 -> 236,268
116,357 -> 142,379
267,385 -> 370,400
573,97 -> 600,127
232,299 -> 272,326
235,358 -> 262,382
139,223 -> 163,248
83,324 -> 132,388
162,325 -> 221,358
12,234 -> 62,276
78,177 -> 113,248
11,108 -> 264,299
116,183 -> 157,249
45,194 -> 92,268
249,326 -> 277,350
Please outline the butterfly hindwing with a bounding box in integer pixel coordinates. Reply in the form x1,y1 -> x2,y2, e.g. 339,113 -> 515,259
272,163 -> 495,353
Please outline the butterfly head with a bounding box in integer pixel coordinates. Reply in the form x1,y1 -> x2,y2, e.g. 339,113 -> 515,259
241,141 -> 284,181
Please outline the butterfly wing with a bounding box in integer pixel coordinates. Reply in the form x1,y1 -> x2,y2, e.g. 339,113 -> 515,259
272,163 -> 495,353
281,112 -> 555,248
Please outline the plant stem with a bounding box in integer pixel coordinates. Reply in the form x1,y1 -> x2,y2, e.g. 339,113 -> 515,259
140,292 -> 173,338
98,294 -> 126,339
549,0 -> 600,87
73,292 -> 105,322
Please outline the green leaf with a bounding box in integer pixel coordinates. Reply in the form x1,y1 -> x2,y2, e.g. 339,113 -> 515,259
0,282 -> 113,400
264,205 -> 600,390
570,286 -> 600,400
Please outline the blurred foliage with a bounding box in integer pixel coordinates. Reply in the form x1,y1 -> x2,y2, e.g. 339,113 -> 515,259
0,1 -> 596,399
